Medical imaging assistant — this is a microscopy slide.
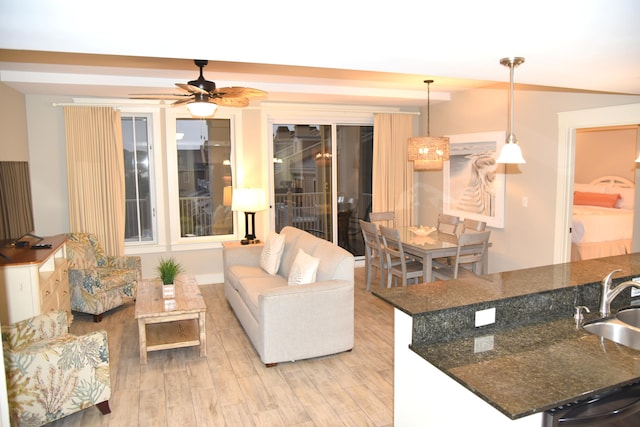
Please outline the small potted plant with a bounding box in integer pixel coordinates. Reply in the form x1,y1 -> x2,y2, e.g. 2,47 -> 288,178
157,256 -> 184,299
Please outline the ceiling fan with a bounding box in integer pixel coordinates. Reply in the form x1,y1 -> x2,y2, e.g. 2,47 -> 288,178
130,59 -> 267,116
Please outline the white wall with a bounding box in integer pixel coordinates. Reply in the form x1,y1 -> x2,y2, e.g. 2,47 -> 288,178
415,88 -> 640,272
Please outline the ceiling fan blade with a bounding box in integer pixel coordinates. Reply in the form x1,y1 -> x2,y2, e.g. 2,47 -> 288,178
129,93 -> 191,100
176,83 -> 209,94
216,87 -> 267,98
212,97 -> 250,107
172,98 -> 194,106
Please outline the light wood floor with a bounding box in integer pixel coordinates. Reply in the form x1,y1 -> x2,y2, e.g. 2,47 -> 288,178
49,267 -> 394,426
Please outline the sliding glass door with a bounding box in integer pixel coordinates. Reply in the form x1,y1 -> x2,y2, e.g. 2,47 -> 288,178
272,123 -> 372,257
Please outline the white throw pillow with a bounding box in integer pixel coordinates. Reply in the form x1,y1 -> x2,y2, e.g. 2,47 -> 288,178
288,248 -> 320,285
260,232 -> 285,275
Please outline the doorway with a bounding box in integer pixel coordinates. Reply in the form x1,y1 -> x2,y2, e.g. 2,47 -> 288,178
271,123 -> 373,257
554,103 -> 640,263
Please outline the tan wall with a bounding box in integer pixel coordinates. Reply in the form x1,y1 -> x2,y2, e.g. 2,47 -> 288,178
415,88 -> 640,272
0,83 -> 29,161
18,90 -> 640,279
575,127 -> 638,184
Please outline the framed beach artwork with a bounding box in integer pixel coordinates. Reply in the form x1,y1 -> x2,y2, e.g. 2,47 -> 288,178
443,131 -> 506,228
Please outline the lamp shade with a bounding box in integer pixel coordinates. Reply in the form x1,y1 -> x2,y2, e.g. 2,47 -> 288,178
187,101 -> 217,117
496,142 -> 526,164
231,188 -> 268,213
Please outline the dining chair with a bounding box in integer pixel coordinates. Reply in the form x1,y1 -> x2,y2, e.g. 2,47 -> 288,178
379,225 -> 425,287
432,230 -> 491,280
437,213 -> 461,236
359,219 -> 394,290
369,211 -> 396,228
463,218 -> 487,232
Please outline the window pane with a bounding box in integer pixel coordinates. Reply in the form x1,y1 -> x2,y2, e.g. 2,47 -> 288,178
176,118 -> 233,237
122,115 -> 154,242
273,124 -> 332,240
336,125 -> 372,257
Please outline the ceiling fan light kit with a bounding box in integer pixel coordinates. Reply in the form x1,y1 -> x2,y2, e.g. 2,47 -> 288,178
130,59 -> 266,117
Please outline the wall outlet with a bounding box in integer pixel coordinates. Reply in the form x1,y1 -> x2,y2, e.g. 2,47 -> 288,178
475,307 -> 496,327
474,335 -> 494,353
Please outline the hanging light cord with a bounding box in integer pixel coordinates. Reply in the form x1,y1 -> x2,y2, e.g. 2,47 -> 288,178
500,57 -> 525,144
424,79 -> 433,136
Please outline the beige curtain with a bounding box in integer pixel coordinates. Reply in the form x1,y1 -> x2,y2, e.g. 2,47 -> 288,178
0,161 -> 34,241
63,106 -> 125,255
372,113 -> 414,228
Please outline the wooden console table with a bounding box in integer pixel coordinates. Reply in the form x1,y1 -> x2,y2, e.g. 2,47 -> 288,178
134,275 -> 206,364
0,235 -> 70,324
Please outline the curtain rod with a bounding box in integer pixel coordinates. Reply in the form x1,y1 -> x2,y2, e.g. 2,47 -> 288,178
52,103 -> 121,109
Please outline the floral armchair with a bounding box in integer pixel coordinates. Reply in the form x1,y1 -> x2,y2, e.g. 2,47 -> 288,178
2,310 -> 111,426
65,232 -> 141,322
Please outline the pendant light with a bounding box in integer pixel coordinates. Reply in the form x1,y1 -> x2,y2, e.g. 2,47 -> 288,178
496,57 -> 526,164
408,80 -> 450,171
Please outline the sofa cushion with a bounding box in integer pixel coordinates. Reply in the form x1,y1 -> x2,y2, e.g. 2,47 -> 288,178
288,249 -> 320,285
225,265 -> 268,291
236,275 -> 287,320
260,231 -> 285,275
278,227 -> 320,278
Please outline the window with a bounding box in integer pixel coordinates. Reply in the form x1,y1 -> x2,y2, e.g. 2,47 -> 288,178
122,114 -> 156,243
175,118 -> 233,238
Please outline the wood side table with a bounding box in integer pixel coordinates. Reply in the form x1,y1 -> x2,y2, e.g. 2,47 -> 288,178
134,275 -> 206,364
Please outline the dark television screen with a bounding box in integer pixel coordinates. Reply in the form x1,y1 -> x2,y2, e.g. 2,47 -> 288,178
0,161 -> 35,246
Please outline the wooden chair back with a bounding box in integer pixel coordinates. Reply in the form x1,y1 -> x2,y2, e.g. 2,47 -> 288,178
369,211 -> 396,228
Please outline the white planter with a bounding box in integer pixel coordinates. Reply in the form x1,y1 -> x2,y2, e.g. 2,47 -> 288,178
162,284 -> 175,299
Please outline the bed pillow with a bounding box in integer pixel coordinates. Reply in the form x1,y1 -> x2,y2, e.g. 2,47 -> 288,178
260,231 -> 285,275
614,187 -> 635,210
288,248 -> 320,285
573,191 -> 621,208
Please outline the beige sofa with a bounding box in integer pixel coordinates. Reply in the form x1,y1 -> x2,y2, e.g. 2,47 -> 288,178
223,226 -> 355,366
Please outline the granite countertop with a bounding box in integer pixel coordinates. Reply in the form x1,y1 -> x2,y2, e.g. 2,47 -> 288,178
373,253 -> 640,420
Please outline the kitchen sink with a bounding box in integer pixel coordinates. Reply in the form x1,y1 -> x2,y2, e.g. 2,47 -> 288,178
583,318 -> 640,351
616,307 -> 640,328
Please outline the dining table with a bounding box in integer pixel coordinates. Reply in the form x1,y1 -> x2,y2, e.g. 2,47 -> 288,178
396,226 -> 490,282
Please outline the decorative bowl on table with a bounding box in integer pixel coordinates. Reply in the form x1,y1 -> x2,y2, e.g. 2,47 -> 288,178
408,226 -> 436,236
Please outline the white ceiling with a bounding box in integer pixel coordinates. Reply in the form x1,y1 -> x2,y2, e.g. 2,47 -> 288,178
0,0 -> 639,107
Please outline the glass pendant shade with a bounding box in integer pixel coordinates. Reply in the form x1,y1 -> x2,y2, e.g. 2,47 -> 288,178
496,140 -> 526,164
187,101 -> 217,117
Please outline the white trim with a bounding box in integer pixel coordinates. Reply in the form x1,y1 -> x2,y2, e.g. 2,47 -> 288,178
554,103 -> 640,263
165,107 -> 243,248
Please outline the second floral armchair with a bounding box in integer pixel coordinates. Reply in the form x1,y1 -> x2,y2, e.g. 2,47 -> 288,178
2,310 -> 111,426
65,232 -> 141,322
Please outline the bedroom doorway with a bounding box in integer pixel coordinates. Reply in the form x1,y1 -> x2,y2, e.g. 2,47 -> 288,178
554,103 -> 640,263
571,126 -> 638,261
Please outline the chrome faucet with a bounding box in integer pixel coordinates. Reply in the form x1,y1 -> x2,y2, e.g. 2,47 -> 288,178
599,269 -> 640,317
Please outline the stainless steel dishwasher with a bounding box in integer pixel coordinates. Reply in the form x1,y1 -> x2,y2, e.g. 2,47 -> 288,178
543,381 -> 640,426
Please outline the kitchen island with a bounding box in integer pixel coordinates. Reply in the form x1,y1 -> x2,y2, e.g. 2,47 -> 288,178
373,253 -> 640,426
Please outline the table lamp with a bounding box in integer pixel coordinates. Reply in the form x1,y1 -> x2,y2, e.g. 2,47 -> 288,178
231,188 -> 268,245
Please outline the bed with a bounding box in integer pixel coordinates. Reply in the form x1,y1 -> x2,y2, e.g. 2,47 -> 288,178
571,176 -> 635,261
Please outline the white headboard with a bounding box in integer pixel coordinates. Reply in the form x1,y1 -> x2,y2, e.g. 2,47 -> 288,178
590,175 -> 635,188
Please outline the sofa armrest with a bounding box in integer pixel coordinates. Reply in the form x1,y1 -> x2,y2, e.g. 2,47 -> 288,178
1,310 -> 69,351
104,255 -> 141,277
259,280 -> 354,336
223,244 -> 263,271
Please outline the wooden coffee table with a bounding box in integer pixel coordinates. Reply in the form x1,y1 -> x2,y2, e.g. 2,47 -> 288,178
134,275 -> 206,364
